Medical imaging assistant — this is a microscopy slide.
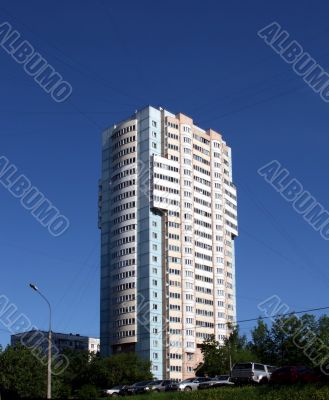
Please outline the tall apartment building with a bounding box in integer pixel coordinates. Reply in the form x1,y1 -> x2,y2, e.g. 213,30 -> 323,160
99,106 -> 238,380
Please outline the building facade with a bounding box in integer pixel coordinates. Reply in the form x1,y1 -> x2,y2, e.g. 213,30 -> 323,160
11,330 -> 100,354
99,106 -> 238,380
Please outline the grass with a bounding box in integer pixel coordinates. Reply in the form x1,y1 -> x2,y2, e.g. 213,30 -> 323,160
121,385 -> 329,400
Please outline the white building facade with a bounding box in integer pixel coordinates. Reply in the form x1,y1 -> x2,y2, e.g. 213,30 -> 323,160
99,106 -> 238,380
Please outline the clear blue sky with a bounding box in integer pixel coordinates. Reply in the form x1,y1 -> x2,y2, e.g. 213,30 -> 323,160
1,0 -> 329,346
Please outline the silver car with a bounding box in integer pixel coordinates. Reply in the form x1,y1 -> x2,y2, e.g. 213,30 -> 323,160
145,379 -> 178,392
102,385 -> 126,397
198,375 -> 234,390
178,377 -> 209,391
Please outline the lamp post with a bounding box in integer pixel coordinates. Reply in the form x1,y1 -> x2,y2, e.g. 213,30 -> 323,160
29,283 -> 52,399
227,323 -> 233,371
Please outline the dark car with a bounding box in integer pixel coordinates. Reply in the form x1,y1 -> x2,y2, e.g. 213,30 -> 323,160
164,381 -> 179,392
270,366 -> 321,385
198,376 -> 234,390
121,380 -> 155,395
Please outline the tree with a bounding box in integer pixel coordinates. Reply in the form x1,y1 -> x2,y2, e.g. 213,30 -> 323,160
271,315 -> 310,367
102,352 -> 153,387
198,328 -> 257,376
225,326 -> 256,366
0,345 -> 47,399
55,350 -> 153,396
55,349 -> 92,397
318,315 -> 329,345
198,335 -> 226,376
250,319 -> 275,364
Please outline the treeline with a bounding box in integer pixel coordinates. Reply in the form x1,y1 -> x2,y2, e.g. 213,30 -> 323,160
1,313 -> 329,398
0,346 -> 152,399
198,314 -> 329,376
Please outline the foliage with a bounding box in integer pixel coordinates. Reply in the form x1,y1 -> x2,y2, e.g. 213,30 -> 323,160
101,352 -> 153,386
249,314 -> 329,368
76,384 -> 99,400
249,319 -> 274,364
2,312 -> 329,398
197,335 -> 225,376
55,350 -> 153,397
198,327 -> 257,376
0,345 -> 153,399
224,325 -> 256,365
129,385 -> 329,400
0,344 -> 47,399
199,313 -> 329,376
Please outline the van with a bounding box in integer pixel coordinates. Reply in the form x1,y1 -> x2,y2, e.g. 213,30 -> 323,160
231,362 -> 276,384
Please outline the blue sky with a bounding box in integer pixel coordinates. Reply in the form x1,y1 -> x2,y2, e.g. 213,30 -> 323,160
1,0 -> 329,345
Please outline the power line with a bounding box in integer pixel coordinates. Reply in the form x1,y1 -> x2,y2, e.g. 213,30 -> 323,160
231,305 -> 329,326
0,5 -> 143,107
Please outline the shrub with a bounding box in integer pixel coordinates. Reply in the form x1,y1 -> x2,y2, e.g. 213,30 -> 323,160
77,384 -> 98,399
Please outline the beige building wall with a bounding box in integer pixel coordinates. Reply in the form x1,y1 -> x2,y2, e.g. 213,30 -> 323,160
160,112 -> 237,379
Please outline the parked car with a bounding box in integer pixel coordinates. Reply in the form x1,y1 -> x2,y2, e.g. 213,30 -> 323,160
178,377 -> 209,391
164,381 -> 179,392
231,362 -> 275,384
145,380 -> 178,392
121,380 -> 154,395
101,385 -> 127,397
198,375 -> 234,390
270,366 -> 322,385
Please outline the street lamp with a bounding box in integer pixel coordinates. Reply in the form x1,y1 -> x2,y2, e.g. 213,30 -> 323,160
29,283 -> 52,399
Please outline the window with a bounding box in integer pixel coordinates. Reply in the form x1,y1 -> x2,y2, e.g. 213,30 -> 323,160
152,121 -> 157,127
152,142 -> 157,149
152,131 -> 157,138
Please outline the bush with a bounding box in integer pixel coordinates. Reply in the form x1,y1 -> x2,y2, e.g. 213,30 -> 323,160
77,384 -> 98,399
130,385 -> 329,400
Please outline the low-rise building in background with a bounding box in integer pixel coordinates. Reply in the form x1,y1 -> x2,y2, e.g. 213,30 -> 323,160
11,330 -> 100,354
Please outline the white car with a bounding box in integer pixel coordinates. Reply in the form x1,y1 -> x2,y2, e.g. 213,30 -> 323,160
231,362 -> 276,384
178,377 -> 209,391
102,385 -> 125,397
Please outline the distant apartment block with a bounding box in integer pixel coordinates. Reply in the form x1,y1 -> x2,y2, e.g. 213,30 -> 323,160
11,330 -> 100,354
99,106 -> 238,380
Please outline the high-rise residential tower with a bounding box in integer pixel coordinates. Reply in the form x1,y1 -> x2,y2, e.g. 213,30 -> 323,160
99,106 -> 238,380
